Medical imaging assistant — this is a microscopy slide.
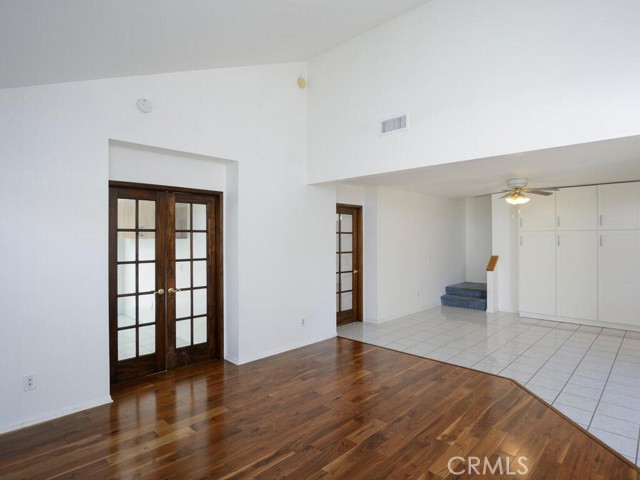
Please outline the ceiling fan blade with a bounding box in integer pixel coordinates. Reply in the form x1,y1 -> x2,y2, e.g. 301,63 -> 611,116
527,189 -> 554,196
475,191 -> 508,197
524,187 -> 559,192
499,193 -> 513,199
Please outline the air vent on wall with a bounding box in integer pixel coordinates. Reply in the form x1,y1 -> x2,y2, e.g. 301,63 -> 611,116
380,114 -> 407,135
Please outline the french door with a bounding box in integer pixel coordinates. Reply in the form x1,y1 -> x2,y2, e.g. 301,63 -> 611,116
109,183 -> 223,384
336,204 -> 362,325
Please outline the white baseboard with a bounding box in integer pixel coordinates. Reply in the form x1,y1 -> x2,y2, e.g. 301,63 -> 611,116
369,302 -> 442,324
224,354 -> 240,365
0,396 -> 113,435
235,334 -> 337,365
519,312 -> 640,333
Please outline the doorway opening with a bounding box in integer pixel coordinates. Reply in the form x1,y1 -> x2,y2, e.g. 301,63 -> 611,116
109,182 -> 223,384
336,204 -> 363,326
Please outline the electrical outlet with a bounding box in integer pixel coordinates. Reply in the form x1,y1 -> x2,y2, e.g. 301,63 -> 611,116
301,318 -> 305,326
23,375 -> 37,392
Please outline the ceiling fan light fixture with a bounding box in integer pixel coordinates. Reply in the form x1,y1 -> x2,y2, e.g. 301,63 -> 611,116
505,192 -> 530,205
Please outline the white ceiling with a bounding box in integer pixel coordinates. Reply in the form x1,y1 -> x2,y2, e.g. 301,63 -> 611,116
343,136 -> 640,198
0,0 -> 429,89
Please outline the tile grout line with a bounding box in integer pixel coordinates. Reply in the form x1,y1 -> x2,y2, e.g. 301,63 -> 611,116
350,313 -> 563,374
382,311 -> 519,355
511,325 -> 600,405
468,315 -> 552,361
369,312 -> 520,359
622,330 -> 640,465
419,314 -> 554,373
492,319 -> 582,380
586,330 -> 625,434
456,314 -> 522,356
443,315 -> 542,367
549,328 -> 607,418
498,322 -> 574,378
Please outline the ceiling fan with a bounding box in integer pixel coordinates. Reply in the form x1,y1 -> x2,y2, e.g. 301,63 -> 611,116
500,178 -> 558,205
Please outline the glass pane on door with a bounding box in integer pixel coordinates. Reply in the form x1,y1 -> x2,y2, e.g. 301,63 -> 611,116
115,198 -> 158,360
193,317 -> 207,344
173,202 -> 208,349
336,213 -> 354,313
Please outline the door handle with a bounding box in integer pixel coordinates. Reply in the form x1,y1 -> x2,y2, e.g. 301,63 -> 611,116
353,270 -> 358,274
168,288 -> 182,294
155,289 -> 165,296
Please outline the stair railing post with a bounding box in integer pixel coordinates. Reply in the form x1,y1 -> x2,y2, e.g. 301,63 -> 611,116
486,256 -> 499,313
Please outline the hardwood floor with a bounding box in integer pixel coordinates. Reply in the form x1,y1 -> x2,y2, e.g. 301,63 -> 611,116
1,338 -> 638,479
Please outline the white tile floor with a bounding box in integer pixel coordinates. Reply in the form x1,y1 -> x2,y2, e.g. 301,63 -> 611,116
338,306 -> 640,466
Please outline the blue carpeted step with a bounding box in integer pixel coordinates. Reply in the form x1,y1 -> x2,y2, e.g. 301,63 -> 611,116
440,294 -> 487,311
445,282 -> 487,299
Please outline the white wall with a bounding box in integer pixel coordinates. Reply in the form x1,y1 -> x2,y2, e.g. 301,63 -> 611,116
375,187 -> 466,321
308,0 -> 640,183
491,194 -> 519,312
0,62 -> 336,433
363,187 -> 379,322
335,184 -> 466,323
336,183 -> 365,206
465,196 -> 492,283
108,141 -> 239,359
109,141 -> 228,192
341,185 -> 467,322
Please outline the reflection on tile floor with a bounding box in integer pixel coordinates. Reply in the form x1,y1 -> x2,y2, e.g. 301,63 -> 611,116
337,306 -> 640,466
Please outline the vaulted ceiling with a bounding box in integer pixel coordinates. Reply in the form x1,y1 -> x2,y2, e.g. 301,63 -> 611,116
0,0 -> 430,88
4,1 -> 639,195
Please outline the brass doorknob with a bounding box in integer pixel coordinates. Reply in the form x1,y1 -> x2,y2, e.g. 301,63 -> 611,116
168,288 -> 182,294
155,289 -> 165,296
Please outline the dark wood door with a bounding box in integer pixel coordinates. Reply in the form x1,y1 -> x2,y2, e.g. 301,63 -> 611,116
166,192 -> 222,369
109,183 -> 223,383
336,204 -> 362,326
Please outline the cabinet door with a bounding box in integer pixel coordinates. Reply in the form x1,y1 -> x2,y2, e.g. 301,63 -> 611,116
556,186 -> 597,231
598,182 -> 640,230
556,231 -> 597,320
519,231 -> 556,315
519,194 -> 556,231
598,230 -> 640,326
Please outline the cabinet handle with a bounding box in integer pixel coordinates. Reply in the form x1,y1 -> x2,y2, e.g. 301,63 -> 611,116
557,236 -> 560,247
520,235 -> 523,246
520,217 -> 523,228
600,235 -> 603,247
599,214 -> 603,226
557,217 -> 560,227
